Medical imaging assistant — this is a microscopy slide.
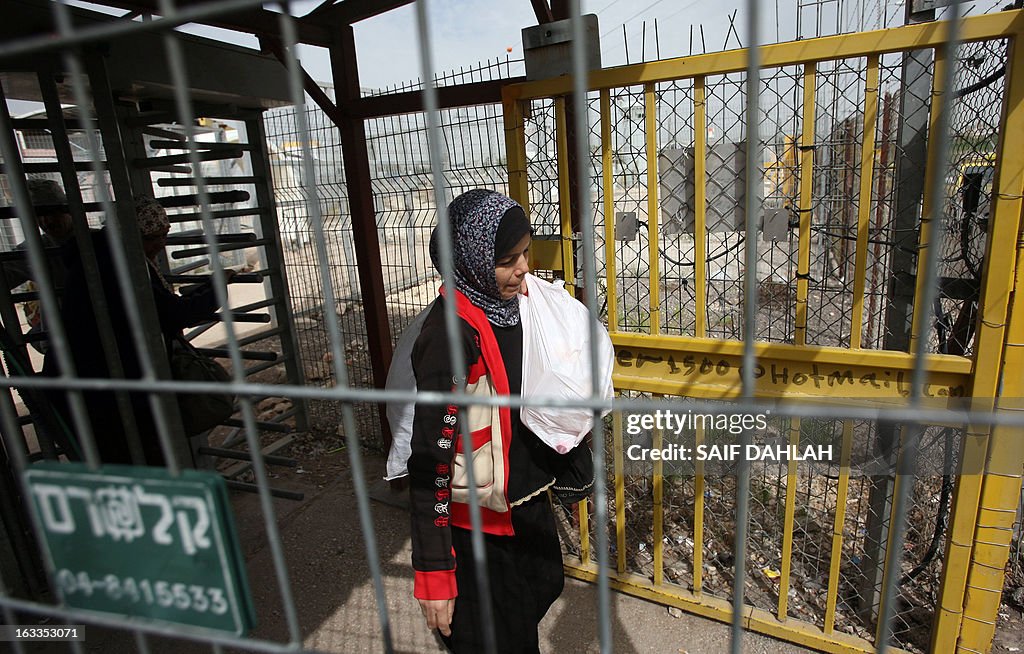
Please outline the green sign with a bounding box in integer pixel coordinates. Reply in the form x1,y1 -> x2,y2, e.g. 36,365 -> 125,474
24,462 -> 255,636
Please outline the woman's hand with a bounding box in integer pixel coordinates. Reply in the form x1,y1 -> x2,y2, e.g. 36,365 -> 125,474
418,598 -> 455,636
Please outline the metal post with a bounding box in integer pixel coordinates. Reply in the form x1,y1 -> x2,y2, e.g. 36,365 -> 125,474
85,49 -> 192,467
950,20 -> 1024,652
859,3 -> 936,624
245,115 -> 310,431
546,0 -> 584,297
404,189 -> 416,289
330,25 -> 394,447
733,1 -> 761,649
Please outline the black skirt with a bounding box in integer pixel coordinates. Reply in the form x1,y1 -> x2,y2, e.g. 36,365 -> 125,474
441,494 -> 565,654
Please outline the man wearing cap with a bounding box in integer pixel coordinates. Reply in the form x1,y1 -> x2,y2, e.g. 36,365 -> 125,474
134,196 -> 235,336
2,179 -> 76,353
4,178 -> 75,287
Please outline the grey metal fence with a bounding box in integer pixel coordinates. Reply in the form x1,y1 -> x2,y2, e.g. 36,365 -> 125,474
0,2 -> 1021,654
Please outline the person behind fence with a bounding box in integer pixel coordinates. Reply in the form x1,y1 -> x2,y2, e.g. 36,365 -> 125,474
43,197 -> 233,465
409,189 -> 571,653
3,179 -> 76,353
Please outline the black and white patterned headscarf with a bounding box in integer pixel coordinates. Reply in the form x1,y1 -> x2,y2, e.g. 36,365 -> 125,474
429,189 -> 526,327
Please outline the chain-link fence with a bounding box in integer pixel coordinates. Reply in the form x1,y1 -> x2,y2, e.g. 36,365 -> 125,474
503,6 -> 1024,652
262,58 -> 522,451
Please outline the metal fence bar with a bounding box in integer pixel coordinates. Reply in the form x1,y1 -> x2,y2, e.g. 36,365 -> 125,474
613,409 -> 626,574
934,426 -> 990,644
693,422 -> 706,596
569,3 -> 611,652
959,439 -> 1024,650
907,61 -> 950,356
850,54 -> 881,349
276,7 -> 399,650
6,370 -> 1024,425
694,76 -> 709,338
644,82 -> 661,335
878,3 -> 964,651
413,1 -> 498,652
796,62 -> 818,347
875,424 -> 911,645
600,89 -> 618,332
732,0 -> 763,650
503,94 -> 530,215
147,2 -> 306,646
823,419 -> 855,633
653,397 -> 664,586
578,495 -> 591,565
279,8 -> 395,649
777,417 -> 801,620
953,16 -> 1024,651
555,99 -> 575,281
134,630 -> 152,654
934,16 -> 1024,646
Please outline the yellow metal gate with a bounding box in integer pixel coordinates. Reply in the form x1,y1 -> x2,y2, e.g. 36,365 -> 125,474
503,10 -> 1024,654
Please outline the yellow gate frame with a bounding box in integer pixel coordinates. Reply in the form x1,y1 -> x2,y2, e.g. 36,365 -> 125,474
503,11 -> 1024,654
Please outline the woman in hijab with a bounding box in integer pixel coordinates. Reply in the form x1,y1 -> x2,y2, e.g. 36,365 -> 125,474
409,189 -> 566,653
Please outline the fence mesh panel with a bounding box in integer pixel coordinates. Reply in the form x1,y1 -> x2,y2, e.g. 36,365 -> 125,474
0,4 -> 1022,654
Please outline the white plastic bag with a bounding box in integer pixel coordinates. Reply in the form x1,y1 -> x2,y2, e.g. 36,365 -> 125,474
519,273 -> 614,453
384,300 -> 435,480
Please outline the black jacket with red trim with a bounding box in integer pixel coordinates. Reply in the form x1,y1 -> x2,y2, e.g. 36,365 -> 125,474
408,291 -> 559,601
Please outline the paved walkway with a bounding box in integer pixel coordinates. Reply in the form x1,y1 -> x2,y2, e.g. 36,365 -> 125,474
55,452 -> 814,654
231,454 -> 813,654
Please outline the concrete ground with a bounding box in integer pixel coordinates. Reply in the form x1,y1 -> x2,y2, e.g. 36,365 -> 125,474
256,469 -> 813,654
232,454 -> 815,654
210,454 -> 813,654
26,446 -> 1024,653
67,451 -> 814,654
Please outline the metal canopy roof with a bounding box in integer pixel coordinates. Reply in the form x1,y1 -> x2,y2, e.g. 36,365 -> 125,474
1,0 -> 292,109
63,0 -> 418,48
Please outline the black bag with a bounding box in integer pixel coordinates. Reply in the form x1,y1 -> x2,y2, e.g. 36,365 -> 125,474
169,336 -> 235,435
551,439 -> 595,506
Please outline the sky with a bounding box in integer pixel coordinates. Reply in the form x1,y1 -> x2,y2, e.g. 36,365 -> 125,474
28,0 -> 823,92
346,0 -> 798,90
293,0 -> 1002,90
6,0 -> 1005,112
337,0 -> 928,90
